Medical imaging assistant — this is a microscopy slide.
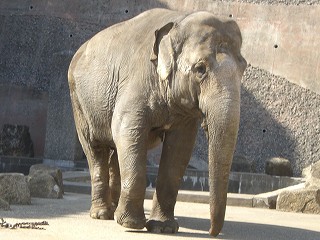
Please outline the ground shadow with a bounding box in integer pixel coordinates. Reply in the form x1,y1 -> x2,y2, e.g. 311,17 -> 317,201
190,82 -> 298,175
0,193 -> 91,220
177,216 -> 320,240
2,195 -> 319,239
235,83 -> 298,173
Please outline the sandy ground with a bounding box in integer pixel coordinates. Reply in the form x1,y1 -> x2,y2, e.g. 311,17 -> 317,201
1,193 -> 320,240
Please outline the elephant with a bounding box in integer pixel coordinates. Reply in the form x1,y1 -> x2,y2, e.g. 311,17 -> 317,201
68,8 -> 247,237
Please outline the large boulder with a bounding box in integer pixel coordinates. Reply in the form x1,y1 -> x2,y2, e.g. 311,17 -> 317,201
28,173 -> 63,199
302,160 -> 320,189
28,164 -> 63,198
0,173 -> 31,204
29,164 -> 64,193
0,197 -> 10,211
275,161 -> 320,214
0,124 -> 34,157
276,188 -> 320,214
265,157 -> 293,177
253,183 -> 305,209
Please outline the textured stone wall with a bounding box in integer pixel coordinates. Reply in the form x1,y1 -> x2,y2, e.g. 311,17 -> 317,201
193,65 -> 320,176
0,0 -> 319,176
0,85 -> 47,156
237,66 -> 320,175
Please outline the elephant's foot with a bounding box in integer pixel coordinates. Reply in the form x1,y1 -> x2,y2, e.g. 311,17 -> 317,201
146,219 -> 179,233
90,205 -> 114,220
114,210 -> 146,229
114,198 -> 146,229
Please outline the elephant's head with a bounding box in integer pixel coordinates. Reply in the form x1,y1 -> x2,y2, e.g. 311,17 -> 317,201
152,12 -> 247,236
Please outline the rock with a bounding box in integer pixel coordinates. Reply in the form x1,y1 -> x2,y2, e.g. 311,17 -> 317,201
0,124 -> 34,157
231,155 -> 256,173
253,183 -> 305,209
28,173 -> 63,199
29,164 -> 64,194
302,161 -> 320,189
253,192 -> 278,209
265,157 -> 293,177
276,188 -> 320,214
0,198 -> 10,211
0,173 -> 31,204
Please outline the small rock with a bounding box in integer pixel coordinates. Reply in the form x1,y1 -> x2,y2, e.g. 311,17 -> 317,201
276,188 -> 320,214
0,173 -> 31,204
28,173 -> 63,199
0,198 -> 10,211
265,157 -> 293,177
29,164 -> 64,194
253,183 -> 305,209
253,192 -> 278,209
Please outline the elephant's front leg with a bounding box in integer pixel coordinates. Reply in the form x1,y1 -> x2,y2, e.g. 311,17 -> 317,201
112,116 -> 148,229
146,119 -> 198,233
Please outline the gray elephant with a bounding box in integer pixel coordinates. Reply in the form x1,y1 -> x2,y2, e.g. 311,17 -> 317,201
68,8 -> 246,237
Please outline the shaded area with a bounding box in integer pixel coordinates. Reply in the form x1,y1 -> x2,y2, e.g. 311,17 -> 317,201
2,195 -> 320,240
0,0 -> 169,165
1,1 -> 320,178
0,193 -> 91,219
0,124 -> 34,157
192,75 -> 298,175
214,0 -> 320,5
0,86 -> 47,157
178,217 -> 320,240
236,81 -> 297,174
0,156 -> 42,175
236,65 -> 320,175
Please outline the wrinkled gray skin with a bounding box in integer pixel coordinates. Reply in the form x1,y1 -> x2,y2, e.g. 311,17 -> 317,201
68,8 -> 246,237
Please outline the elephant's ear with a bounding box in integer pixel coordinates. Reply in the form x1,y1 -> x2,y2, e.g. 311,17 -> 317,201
151,22 -> 175,81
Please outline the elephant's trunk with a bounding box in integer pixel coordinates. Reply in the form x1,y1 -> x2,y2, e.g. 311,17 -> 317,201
202,96 -> 240,237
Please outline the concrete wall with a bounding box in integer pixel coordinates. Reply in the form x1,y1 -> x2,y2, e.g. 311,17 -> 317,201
0,0 -> 319,175
0,85 -> 48,157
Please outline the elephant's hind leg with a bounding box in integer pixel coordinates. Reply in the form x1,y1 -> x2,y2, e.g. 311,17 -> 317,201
70,83 -> 115,220
87,144 -> 115,220
69,97 -> 115,219
109,149 -> 121,214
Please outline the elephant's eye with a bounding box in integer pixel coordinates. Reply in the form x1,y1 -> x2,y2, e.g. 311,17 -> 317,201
194,62 -> 207,79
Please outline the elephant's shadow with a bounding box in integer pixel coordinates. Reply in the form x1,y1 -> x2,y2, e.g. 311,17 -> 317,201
128,209 -> 319,239
171,216 -> 320,239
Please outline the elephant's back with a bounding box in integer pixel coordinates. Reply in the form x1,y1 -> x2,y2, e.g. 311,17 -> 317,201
69,8 -> 183,107
67,9 -> 185,144
69,8 -> 184,93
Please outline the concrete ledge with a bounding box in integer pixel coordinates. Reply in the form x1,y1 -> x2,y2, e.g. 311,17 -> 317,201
62,171 -> 305,209
64,181 -> 91,195
227,193 -> 254,207
147,189 -> 210,204
147,189 -> 254,207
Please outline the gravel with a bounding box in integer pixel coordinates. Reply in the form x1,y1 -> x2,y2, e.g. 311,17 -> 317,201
235,65 -> 320,175
215,0 -> 320,5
